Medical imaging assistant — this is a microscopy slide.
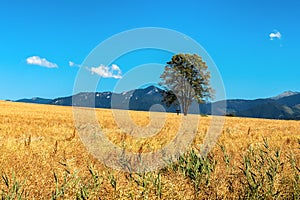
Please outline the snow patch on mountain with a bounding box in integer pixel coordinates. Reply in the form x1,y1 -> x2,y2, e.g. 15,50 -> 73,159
271,91 -> 300,100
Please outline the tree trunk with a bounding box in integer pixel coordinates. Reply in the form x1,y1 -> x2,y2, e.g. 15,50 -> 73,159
183,101 -> 188,116
183,109 -> 188,116
182,98 -> 191,116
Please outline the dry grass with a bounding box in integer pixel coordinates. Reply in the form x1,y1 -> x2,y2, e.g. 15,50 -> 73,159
0,100 -> 299,199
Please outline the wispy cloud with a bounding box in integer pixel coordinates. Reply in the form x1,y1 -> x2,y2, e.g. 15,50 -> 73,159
26,56 -> 58,68
269,30 -> 282,40
69,61 -> 81,67
69,61 -> 75,67
90,64 -> 122,79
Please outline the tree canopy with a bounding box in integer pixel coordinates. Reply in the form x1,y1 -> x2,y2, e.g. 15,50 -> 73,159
160,53 -> 214,115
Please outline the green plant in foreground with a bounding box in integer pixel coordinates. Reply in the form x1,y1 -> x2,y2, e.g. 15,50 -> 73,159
76,165 -> 103,200
129,172 -> 152,199
218,143 -> 231,169
240,138 -> 283,199
88,164 -> 103,191
1,171 -> 27,200
173,149 -> 216,197
152,172 -> 162,198
289,153 -> 300,199
51,169 -> 79,200
108,171 -> 117,191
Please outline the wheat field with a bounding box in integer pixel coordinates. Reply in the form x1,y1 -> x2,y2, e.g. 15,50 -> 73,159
0,100 -> 299,199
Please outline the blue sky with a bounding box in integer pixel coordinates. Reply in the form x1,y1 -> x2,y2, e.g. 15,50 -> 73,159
0,0 -> 299,100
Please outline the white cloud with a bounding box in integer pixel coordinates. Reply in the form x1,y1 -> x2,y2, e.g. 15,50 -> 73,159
26,56 -> 58,68
269,30 -> 282,40
69,61 -> 75,67
111,64 -> 120,71
90,64 -> 122,79
69,61 -> 81,67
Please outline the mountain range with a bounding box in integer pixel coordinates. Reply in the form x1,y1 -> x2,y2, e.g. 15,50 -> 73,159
14,86 -> 300,120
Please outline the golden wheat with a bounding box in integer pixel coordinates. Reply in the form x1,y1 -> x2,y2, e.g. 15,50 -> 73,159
0,100 -> 299,199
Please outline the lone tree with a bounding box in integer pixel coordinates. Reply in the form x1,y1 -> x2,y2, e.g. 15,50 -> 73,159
160,53 -> 214,116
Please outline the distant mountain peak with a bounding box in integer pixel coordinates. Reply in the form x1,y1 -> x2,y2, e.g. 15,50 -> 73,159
16,97 -> 52,104
138,84 -> 166,91
271,91 -> 300,100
